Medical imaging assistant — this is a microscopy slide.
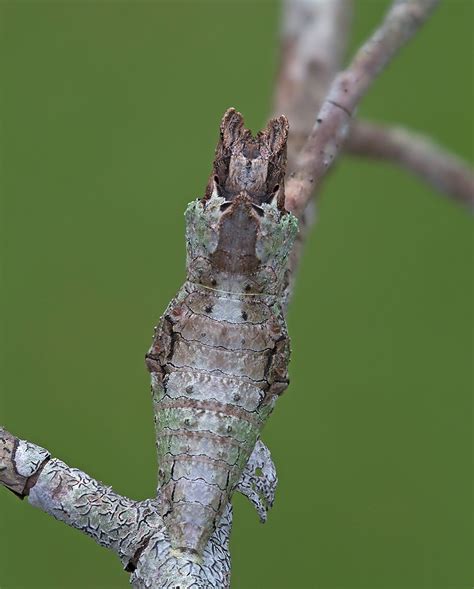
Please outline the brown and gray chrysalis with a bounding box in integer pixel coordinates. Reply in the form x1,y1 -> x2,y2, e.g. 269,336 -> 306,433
145,108 -> 298,559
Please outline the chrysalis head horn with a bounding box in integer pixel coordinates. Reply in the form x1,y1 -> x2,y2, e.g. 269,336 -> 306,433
219,107 -> 248,147
205,108 -> 289,210
259,114 -> 289,155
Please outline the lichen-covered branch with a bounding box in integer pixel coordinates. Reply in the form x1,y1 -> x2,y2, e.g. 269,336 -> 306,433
0,427 -> 161,571
32,454 -> 235,588
1,427 -> 277,588
346,120 -> 474,208
130,503 -> 233,589
285,0 -> 440,216
0,427 -> 51,498
0,427 -> 231,586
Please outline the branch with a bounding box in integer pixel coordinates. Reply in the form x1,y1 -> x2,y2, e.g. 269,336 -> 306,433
346,120 -> 474,209
274,0 -> 353,306
130,504 -> 233,589
1,428 -> 278,587
285,0 -> 440,216
0,427 -> 232,586
274,0 -> 352,170
143,435 -> 277,587
0,427 -> 160,571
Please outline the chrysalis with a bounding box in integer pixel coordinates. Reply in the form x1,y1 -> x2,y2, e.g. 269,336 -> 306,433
145,108 -> 298,558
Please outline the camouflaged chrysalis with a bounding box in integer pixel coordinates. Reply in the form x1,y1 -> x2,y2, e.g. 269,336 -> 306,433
145,108 -> 298,559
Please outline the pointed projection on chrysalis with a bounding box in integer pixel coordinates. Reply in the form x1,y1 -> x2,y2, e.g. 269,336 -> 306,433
145,108 -> 298,559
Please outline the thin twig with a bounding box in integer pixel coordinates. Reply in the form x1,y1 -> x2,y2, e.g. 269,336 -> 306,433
274,0 -> 353,305
346,120 -> 474,209
285,0 -> 440,216
274,0 -> 352,170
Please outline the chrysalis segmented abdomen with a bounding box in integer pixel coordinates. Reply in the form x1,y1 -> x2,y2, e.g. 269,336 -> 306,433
147,281 -> 289,556
145,108 -> 298,558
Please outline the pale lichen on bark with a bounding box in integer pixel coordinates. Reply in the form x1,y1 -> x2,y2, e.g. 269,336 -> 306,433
0,428 -> 51,498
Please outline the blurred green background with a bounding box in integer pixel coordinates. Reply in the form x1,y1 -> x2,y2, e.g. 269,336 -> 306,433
1,1 -> 472,588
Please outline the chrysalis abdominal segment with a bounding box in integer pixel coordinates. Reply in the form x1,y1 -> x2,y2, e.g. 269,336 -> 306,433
146,108 -> 298,558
